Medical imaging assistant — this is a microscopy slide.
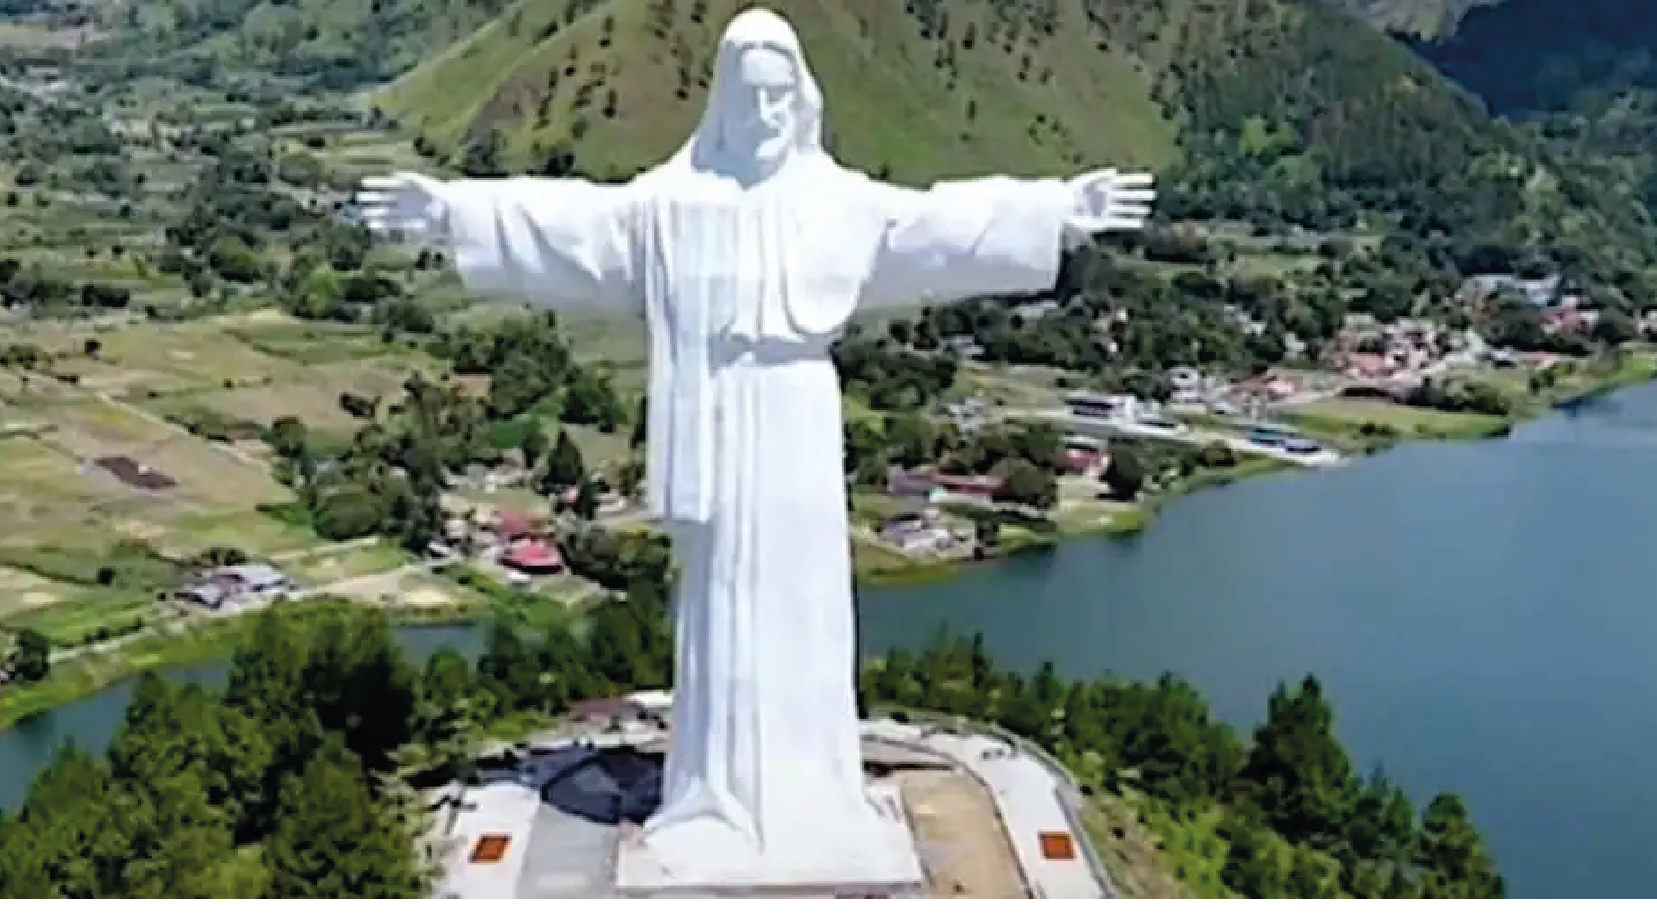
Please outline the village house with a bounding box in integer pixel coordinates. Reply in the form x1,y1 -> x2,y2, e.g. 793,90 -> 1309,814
886,466 -> 1003,503
1466,273 -> 1562,308
499,538 -> 564,575
183,563 -> 293,611
877,508 -> 961,556
1011,299 -> 1059,322
1061,442 -> 1103,475
940,334 -> 984,359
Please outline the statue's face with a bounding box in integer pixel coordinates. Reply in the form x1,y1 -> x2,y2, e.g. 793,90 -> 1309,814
725,45 -> 797,163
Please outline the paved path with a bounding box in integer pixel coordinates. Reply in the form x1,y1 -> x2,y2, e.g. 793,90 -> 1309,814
865,719 -> 1116,899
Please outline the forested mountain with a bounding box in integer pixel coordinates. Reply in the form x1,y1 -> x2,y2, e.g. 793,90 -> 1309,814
1413,0 -> 1657,116
1403,2 -> 1657,248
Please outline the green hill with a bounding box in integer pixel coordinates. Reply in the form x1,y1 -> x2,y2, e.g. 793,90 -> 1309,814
377,0 -> 1178,182
373,0 -> 1650,267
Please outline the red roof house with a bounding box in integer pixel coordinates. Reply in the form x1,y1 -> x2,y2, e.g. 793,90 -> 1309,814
501,538 -> 563,574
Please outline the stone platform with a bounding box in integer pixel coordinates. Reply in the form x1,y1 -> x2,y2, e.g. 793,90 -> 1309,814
426,706 -> 1111,899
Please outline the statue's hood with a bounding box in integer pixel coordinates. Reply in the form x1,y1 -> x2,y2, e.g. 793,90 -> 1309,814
667,7 -> 826,173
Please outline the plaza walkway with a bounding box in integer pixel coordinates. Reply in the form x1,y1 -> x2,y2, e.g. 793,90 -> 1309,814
866,720 -> 1116,899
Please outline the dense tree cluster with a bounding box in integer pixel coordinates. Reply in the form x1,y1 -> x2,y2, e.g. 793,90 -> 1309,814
0,605 -> 430,897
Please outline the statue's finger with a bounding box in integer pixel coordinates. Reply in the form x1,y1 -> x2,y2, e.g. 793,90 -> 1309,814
1113,188 -> 1157,203
1116,172 -> 1155,186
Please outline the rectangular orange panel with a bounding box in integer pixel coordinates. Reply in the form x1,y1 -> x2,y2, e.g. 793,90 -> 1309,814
470,834 -> 511,864
1039,831 -> 1076,861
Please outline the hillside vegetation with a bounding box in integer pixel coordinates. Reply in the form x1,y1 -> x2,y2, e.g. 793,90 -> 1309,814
1408,0 -> 1657,264
379,0 -> 1178,182
367,0 -> 1655,282
90,0 -> 514,90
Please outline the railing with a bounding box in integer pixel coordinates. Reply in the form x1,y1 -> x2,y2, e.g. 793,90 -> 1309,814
868,706 -> 1119,898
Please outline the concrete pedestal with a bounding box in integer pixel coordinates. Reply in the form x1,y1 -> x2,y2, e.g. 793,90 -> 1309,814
612,783 -> 927,897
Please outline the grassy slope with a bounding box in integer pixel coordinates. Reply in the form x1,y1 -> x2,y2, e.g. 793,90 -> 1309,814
102,0 -> 511,85
378,0 -> 1179,181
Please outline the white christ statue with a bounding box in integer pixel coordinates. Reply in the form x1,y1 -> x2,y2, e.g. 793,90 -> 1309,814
357,6 -> 1153,887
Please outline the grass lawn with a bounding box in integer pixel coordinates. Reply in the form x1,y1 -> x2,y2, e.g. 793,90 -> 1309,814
1284,397 -> 1510,440
958,364 -> 1069,410
0,565 -> 87,619
9,593 -> 154,645
282,542 -> 412,587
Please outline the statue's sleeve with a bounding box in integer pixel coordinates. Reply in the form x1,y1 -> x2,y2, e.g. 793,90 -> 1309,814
858,176 -> 1073,311
444,178 -> 638,311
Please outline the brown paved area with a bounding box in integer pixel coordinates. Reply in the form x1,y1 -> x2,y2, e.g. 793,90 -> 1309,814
894,765 -> 1027,898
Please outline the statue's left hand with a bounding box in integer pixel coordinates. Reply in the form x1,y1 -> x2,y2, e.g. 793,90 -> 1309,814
1064,169 -> 1156,236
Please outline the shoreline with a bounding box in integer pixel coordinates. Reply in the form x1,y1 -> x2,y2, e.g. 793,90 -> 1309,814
857,356 -> 1657,585
4,363 -> 1653,731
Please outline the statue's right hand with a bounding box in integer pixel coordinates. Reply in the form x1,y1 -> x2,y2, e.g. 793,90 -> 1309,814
355,172 -> 449,242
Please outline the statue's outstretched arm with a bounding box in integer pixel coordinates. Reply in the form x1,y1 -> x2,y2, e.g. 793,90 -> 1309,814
856,175 -> 1072,311
445,177 -> 640,313
856,170 -> 1155,311
358,172 -> 639,312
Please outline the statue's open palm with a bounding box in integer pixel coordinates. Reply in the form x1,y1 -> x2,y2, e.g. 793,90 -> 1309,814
1066,169 -> 1156,235
355,172 -> 449,242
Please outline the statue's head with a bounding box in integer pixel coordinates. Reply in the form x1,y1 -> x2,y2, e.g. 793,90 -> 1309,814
675,7 -> 825,180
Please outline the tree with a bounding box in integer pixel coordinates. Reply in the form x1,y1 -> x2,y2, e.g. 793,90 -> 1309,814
572,478 -> 601,520
994,458 -> 1057,510
1417,793 -> 1505,898
1238,676 -> 1359,851
537,429 -> 586,495
7,628 -> 50,682
262,739 -> 425,899
1592,306 -> 1637,347
267,415 -> 309,462
521,424 -> 549,470
1102,442 -> 1147,500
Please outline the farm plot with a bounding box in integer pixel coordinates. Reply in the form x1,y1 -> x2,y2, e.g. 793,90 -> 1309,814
0,387 -> 291,557
159,358 -> 423,432
25,321 -> 307,394
0,565 -> 86,618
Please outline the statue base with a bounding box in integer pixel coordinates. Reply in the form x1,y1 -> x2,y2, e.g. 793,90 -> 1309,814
612,782 -> 927,897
